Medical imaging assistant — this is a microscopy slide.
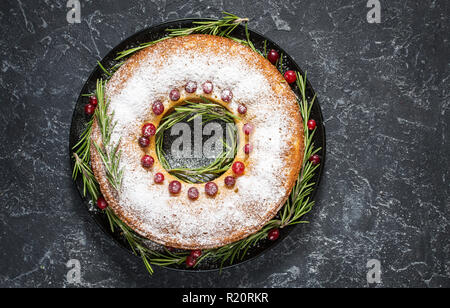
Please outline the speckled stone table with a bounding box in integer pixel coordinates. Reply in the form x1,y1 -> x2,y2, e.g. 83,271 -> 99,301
0,0 -> 448,288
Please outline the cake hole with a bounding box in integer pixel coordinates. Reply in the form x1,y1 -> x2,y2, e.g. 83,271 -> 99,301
155,97 -> 239,184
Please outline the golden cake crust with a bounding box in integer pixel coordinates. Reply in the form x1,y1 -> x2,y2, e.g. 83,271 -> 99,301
90,34 -> 304,249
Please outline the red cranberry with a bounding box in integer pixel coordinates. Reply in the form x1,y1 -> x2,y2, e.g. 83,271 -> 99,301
307,119 -> 317,131
169,181 -> 182,194
154,173 -> 165,184
244,144 -> 253,154
186,255 -> 196,267
152,100 -> 165,115
89,96 -> 98,106
202,81 -> 214,94
267,49 -> 280,64
221,89 -> 233,103
188,187 -> 199,200
97,196 -> 108,210
169,89 -> 180,101
142,123 -> 156,137
243,123 -> 253,135
190,250 -> 202,258
284,70 -> 297,84
138,136 -> 150,148
268,229 -> 280,241
185,81 -> 197,93
309,154 -> 321,165
141,155 -> 154,168
205,182 -> 218,197
238,105 -> 247,115
84,104 -> 95,116
232,162 -> 245,176
224,176 -> 236,188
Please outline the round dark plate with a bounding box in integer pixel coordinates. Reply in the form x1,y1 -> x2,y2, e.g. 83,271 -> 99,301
69,18 -> 326,272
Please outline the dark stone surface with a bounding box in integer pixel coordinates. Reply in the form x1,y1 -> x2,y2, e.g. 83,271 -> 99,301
0,0 -> 448,288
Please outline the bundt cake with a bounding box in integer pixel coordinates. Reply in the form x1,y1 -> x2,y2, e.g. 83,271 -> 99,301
90,34 -> 304,249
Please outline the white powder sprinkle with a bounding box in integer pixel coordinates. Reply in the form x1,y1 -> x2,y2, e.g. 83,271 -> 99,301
101,36 -> 301,248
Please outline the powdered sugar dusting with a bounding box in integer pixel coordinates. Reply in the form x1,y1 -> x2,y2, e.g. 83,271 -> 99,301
102,35 -> 302,248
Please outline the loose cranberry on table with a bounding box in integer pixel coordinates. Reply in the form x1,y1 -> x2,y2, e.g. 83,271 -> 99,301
232,162 -> 245,176
268,229 -> 280,241
267,49 -> 280,64
307,119 -> 317,131
154,172 -> 165,184
142,123 -> 156,137
243,123 -> 253,135
244,144 -> 253,154
186,255 -> 196,268
309,154 -> 321,165
152,100 -> 164,115
205,182 -> 218,197
185,81 -> 197,93
221,89 -> 233,103
138,136 -> 150,148
96,196 -> 108,210
188,187 -> 199,200
237,105 -> 247,115
141,155 -> 154,168
190,250 -> 202,259
84,104 -> 96,116
224,176 -> 236,188
169,181 -> 182,194
202,81 -> 214,94
89,95 -> 98,106
284,70 -> 297,84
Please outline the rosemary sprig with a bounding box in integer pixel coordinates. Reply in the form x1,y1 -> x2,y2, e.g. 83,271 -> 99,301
115,12 -> 248,61
72,152 -> 99,200
243,23 -> 262,55
263,40 -> 268,58
115,37 -> 171,60
91,79 -> 124,191
155,99 -> 238,184
72,117 -> 94,163
166,12 -> 248,37
97,61 -> 112,77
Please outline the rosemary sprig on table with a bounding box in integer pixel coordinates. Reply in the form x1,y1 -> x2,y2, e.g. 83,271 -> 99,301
155,99 -> 239,184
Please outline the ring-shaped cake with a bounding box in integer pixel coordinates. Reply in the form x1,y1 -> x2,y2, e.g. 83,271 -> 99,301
91,34 -> 304,249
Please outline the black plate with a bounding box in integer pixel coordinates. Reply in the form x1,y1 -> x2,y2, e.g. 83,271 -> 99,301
69,18 -> 326,272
